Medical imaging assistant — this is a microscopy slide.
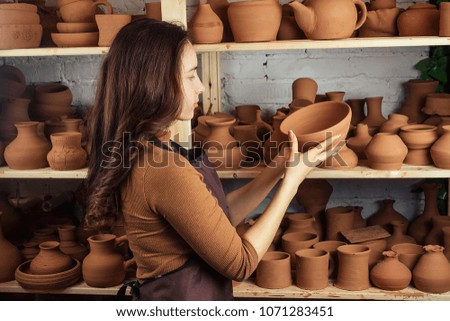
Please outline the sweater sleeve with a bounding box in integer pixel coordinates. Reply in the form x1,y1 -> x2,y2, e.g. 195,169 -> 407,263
143,153 -> 258,281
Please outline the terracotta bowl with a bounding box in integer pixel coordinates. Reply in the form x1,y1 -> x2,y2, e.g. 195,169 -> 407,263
15,259 -> 81,291
422,93 -> 450,116
35,83 -> 73,106
51,32 -> 99,48
280,101 -> 352,151
399,124 -> 438,149
56,22 -> 98,33
0,24 -> 42,49
0,11 -> 40,25
0,3 -> 37,13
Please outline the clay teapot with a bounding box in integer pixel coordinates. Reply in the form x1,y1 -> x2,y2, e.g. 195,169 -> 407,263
288,0 -> 367,40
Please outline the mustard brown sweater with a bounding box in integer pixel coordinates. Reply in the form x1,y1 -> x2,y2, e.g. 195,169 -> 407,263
121,143 -> 258,281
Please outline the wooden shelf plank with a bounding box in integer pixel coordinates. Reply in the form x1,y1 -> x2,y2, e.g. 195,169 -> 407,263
1,37 -> 450,57
0,167 -> 87,179
232,280 -> 450,301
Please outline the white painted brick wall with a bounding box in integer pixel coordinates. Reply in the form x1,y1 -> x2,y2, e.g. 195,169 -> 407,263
1,0 -> 443,221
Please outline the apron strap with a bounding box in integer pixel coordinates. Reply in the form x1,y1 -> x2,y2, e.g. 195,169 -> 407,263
117,280 -> 141,300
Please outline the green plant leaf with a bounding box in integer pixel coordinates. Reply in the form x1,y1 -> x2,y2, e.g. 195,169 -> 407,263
429,69 -> 448,82
415,58 -> 433,72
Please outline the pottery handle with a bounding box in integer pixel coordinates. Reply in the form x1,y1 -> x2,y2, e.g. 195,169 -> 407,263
115,234 -> 128,247
93,0 -> 114,15
124,257 -> 136,270
353,0 -> 368,31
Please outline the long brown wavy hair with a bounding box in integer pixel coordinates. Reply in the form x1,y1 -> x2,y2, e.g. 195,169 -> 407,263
84,19 -> 189,231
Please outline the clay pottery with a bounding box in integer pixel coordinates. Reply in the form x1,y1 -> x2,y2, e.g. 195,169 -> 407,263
292,77 -> 318,105
365,133 -> 407,170
335,244 -> 371,290
228,0 -> 282,42
47,132 -> 87,170
63,118 -> 82,132
325,206 -> 355,241
0,64 -> 26,98
83,234 -> 135,287
209,0 -> 233,42
367,199 -> 408,233
30,102 -> 72,121
0,23 -> 43,50
368,0 -> 396,10
325,91 -> 345,102
255,251 -> 291,289
205,145 -> 246,169
422,93 -> 450,116
358,238 -> 387,269
379,113 -> 409,134
370,250 -> 412,290
56,22 -> 98,33
4,121 -> 51,169
280,101 -> 351,152
263,113 -> 287,164
361,96 -> 387,131
347,99 -> 366,126
386,220 -> 416,250
233,124 -> 262,163
277,4 -> 306,40
358,8 -> 403,37
349,206 -> 367,228
391,243 -> 424,271
431,125 -> 450,169
59,0 -> 113,23
203,118 -> 237,150
439,2 -> 450,36
399,124 -> 438,165
424,216 -> 450,245
44,119 -> 67,139
96,13 -> 131,47
192,115 -> 215,145
29,241 -> 72,275
235,104 -> 260,124
443,227 -> 450,262
295,248 -> 329,290
288,0 -> 367,40
0,213 -> 23,282
281,231 -> 319,267
408,182 -> 442,244
0,98 -> 31,143
399,79 -> 439,124
412,245 -> 450,293
21,242 -> 40,261
145,1 -> 161,20
252,110 -> 273,141
397,4 -> 439,36
285,213 -> 317,235
30,227 -> 58,244
51,31 -> 99,47
34,83 -> 73,106
321,144 -> 358,169
347,123 -> 372,160
189,3 -> 223,44
57,225 -> 88,262
313,240 -> 346,278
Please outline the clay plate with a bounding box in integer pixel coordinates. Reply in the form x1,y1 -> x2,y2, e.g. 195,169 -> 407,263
51,32 -> 99,47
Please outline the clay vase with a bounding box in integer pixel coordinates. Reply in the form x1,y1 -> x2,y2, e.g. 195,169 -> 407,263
325,206 -> 355,241
442,227 -> 450,263
399,79 -> 439,124
347,123 -> 372,160
361,96 -> 387,132
367,199 -> 409,233
0,98 -> 31,144
285,213 -> 318,236
397,4 -> 440,36
209,0 -> 233,42
263,113 -> 287,164
235,104 -> 260,124
29,241 -> 73,275
412,245 -> 450,293
358,8 -> 403,37
0,213 -> 23,281
255,251 -> 291,289
335,244 -> 371,290
399,124 -> 438,165
370,250 -> 412,290
379,113 -> 409,134
325,91 -> 345,102
47,132 -> 87,170
365,133 -> 408,170
313,240 -> 347,278
358,238 -> 387,269
292,77 -> 318,105
347,99 -> 366,126
424,216 -> 450,246
391,243 -> 424,271
386,220 -> 416,250
4,121 -> 51,169
227,0 -> 282,42
439,2 -> 450,36
281,232 -> 319,267
431,125 -> 450,169
408,182 -> 442,244
96,13 -> 132,47
295,248 -> 329,290
203,118 -> 237,150
57,225 -> 88,262
83,234 -> 135,287
189,3 -> 223,44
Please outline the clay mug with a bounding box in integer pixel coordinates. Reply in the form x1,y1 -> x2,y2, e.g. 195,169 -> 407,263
59,0 -> 113,23
95,14 -> 131,46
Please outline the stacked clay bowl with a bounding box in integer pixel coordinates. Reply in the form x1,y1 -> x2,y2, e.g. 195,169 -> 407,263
0,2 -> 42,49
15,258 -> 81,290
30,83 -> 73,121
280,101 -> 352,152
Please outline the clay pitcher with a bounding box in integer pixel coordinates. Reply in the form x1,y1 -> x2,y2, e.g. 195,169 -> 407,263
83,234 -> 135,287
0,213 -> 23,282
288,0 -> 367,40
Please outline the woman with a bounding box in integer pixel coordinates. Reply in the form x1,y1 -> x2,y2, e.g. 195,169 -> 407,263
84,19 -> 338,300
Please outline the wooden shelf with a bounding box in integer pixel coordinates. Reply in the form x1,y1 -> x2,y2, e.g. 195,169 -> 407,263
1,37 -> 450,57
0,167 -> 87,179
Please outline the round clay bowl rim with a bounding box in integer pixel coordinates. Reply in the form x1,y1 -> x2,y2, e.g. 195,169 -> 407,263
391,243 -> 424,255
295,248 -> 328,258
400,124 -> 437,133
35,83 -> 70,94
261,251 -> 290,261
51,32 -> 99,48
88,233 -> 116,243
337,244 -> 371,255
313,240 -> 347,251
279,101 -> 351,142
56,22 -> 98,33
281,231 -> 318,242
38,240 -> 60,250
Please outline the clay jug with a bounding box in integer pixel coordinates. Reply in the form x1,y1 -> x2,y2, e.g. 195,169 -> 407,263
358,8 -> 403,37
29,241 -> 73,275
47,132 -> 87,170
203,118 -> 237,150
370,250 -> 412,290
209,0 -> 233,42
443,227 -> 450,263
412,245 -> 450,293
313,240 -> 346,278
424,216 -> 450,246
361,96 -> 387,132
335,244 -> 371,290
347,123 -> 372,160
263,113 -> 287,164
391,243 -> 424,271
83,234 -> 135,287
288,0 -> 367,40
379,113 -> 409,134
57,225 -> 88,262
346,99 -> 366,126
397,4 -> 439,36
325,206 -> 354,241
399,79 -> 439,124
189,2 -> 223,44
408,182 -> 442,244
4,121 -> 51,169
255,251 -> 291,289
431,125 -> 450,169
386,220 -> 416,249
367,199 -> 408,233
295,248 -> 329,290
365,133 -> 407,170
0,98 -> 31,143
0,213 -> 23,281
